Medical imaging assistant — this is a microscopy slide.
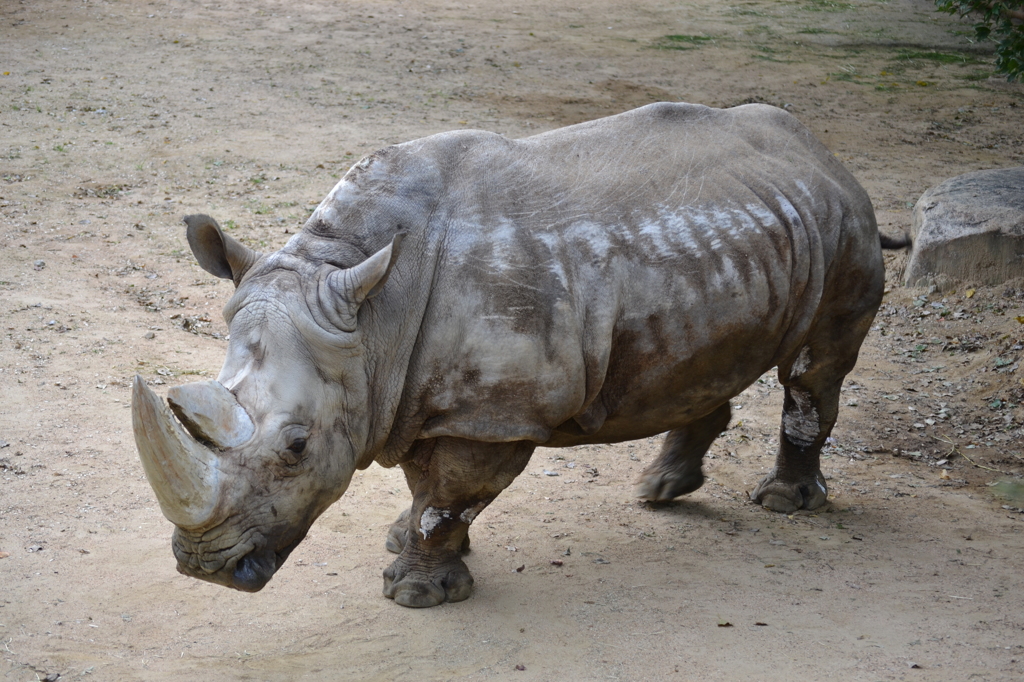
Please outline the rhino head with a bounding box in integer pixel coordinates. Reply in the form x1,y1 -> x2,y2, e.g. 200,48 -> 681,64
132,214 -> 401,591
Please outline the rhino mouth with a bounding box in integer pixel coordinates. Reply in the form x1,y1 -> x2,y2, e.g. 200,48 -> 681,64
175,532 -> 305,592
231,534 -> 304,592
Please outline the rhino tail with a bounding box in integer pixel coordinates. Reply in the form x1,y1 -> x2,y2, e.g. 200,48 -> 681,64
879,232 -> 911,250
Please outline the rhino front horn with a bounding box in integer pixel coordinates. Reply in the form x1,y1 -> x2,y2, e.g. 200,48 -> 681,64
132,375 -> 221,529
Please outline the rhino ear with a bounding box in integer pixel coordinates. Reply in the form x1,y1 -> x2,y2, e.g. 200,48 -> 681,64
322,232 -> 405,331
184,214 -> 262,287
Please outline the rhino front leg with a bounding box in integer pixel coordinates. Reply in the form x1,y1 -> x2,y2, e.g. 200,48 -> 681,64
635,402 -> 731,501
383,437 -> 534,608
386,461 -> 471,555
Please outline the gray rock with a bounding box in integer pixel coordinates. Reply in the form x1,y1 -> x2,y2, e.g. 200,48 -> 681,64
905,167 -> 1024,287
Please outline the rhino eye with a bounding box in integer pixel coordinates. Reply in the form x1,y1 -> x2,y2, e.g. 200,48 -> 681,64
280,437 -> 307,468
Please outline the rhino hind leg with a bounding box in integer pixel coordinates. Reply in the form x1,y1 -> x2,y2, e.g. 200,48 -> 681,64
635,402 -> 731,501
750,375 -> 838,513
753,318 -> 872,512
383,438 -> 534,607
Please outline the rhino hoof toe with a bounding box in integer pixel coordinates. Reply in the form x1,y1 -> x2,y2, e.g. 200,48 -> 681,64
757,492 -> 800,514
751,471 -> 828,512
393,580 -> 447,608
383,556 -> 474,607
441,568 -> 474,603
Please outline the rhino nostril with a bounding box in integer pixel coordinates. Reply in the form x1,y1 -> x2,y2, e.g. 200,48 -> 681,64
226,535 -> 305,592
234,554 -> 258,584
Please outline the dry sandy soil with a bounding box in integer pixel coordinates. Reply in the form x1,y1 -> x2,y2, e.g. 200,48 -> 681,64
3,0 -> 1024,680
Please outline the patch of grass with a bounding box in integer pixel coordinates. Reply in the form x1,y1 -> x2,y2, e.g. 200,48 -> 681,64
654,34 -> 716,50
961,70 -> 994,81
743,25 -> 774,36
796,27 -> 839,34
665,34 -> 715,44
993,480 -> 1024,505
897,50 -> 976,64
804,0 -> 855,11
223,219 -> 237,230
239,236 -> 267,248
76,183 -> 130,199
752,45 -> 793,62
828,71 -> 861,83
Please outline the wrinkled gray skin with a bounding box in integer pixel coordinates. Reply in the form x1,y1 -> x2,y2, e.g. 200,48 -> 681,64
132,103 -> 885,607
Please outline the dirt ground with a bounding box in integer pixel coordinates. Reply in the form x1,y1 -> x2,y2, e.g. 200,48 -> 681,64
3,0 -> 1024,680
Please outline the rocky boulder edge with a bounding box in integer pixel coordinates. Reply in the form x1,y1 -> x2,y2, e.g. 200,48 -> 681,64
905,167 -> 1024,287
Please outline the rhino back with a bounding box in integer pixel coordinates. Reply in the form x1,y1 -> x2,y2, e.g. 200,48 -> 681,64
383,104 -> 879,452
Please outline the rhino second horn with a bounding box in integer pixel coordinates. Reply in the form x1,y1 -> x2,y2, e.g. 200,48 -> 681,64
132,375 -> 221,529
167,380 -> 255,449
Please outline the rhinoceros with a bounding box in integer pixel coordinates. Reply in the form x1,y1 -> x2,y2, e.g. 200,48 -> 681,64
132,102 -> 893,607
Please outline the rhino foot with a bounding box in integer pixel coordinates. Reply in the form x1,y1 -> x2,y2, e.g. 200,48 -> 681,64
385,508 -> 470,554
383,552 -> 473,607
750,469 -> 829,513
634,467 -> 704,502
